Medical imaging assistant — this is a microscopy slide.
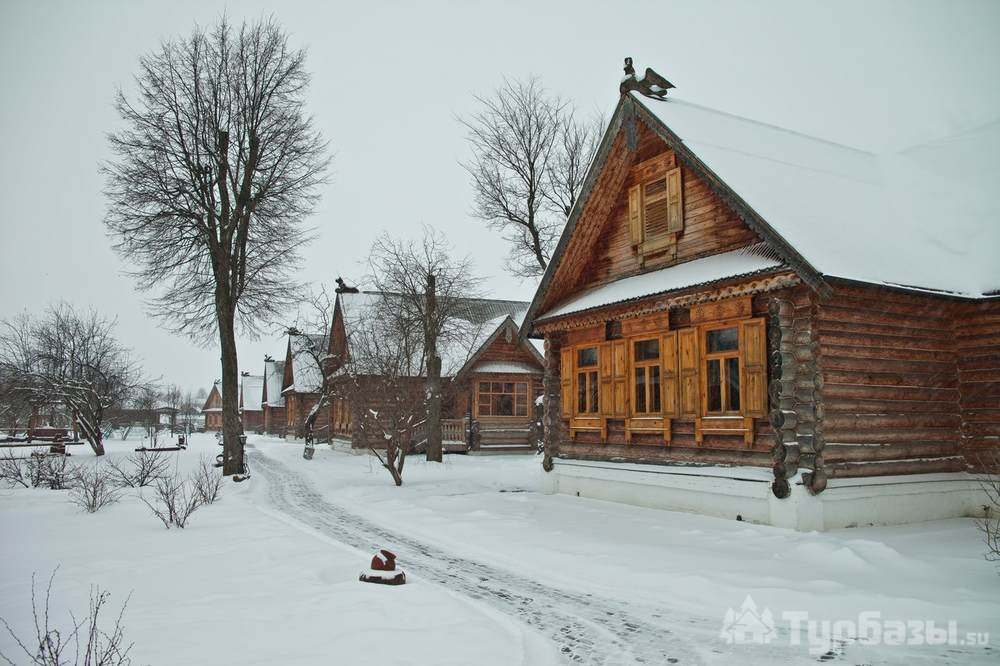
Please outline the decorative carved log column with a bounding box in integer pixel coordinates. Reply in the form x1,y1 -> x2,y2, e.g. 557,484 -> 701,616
542,332 -> 566,472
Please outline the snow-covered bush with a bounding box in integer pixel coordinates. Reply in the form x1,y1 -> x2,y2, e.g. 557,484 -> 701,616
71,464 -> 122,513
192,456 -> 222,505
108,450 -> 170,488
0,449 -> 29,488
44,455 -> 78,491
977,450 -> 1000,564
142,473 -> 201,529
0,570 -> 134,666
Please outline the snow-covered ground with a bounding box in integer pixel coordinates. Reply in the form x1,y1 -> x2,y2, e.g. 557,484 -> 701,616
2,432 -> 998,664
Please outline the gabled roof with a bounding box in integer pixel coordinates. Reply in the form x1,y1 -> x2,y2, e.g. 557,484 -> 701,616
631,92 -> 1000,298
201,383 -> 222,412
525,87 -> 1000,333
335,291 -> 532,379
240,375 -> 264,412
283,332 -> 326,394
263,359 -> 285,408
452,315 -> 544,382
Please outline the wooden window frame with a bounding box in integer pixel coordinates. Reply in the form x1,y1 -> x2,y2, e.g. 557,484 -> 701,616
700,322 -> 743,417
630,337 -> 662,416
573,348 -> 600,416
476,380 -> 529,418
628,161 -> 684,257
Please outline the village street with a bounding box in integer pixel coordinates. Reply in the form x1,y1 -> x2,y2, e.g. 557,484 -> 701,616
246,437 -> 1000,665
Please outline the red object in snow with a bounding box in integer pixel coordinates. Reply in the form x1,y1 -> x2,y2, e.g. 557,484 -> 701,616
360,549 -> 406,586
370,549 -> 397,571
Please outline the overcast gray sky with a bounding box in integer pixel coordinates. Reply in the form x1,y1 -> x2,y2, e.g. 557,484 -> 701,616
1,0 -> 998,394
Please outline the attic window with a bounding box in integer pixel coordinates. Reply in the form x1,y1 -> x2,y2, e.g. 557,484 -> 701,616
629,166 -> 683,255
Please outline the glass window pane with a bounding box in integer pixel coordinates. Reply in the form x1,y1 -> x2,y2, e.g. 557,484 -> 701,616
650,366 -> 661,412
707,327 -> 739,353
515,383 -> 527,395
479,382 -> 489,392
577,372 -> 586,413
498,394 -> 513,416
589,371 -> 599,413
491,382 -> 502,393
707,359 -> 722,412
726,358 -> 741,412
577,347 -> 598,367
503,383 -> 514,394
634,339 -> 660,362
635,368 -> 646,413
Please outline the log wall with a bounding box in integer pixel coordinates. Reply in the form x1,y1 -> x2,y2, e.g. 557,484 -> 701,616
815,283 -> 967,479
957,298 -> 1000,461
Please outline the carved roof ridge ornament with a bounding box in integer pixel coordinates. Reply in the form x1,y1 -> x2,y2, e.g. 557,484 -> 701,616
620,57 -> 675,100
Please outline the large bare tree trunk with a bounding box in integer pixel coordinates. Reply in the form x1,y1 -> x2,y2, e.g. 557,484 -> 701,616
217,296 -> 244,476
425,274 -> 443,462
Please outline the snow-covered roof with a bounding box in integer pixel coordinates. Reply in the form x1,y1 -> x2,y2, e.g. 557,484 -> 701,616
241,375 -> 264,412
263,359 -> 285,407
284,333 -> 325,394
538,246 -> 783,320
338,292 -> 532,379
473,360 -> 543,374
633,93 -> 1000,297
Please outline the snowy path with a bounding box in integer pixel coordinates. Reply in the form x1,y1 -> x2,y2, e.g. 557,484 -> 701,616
249,446 -> 710,665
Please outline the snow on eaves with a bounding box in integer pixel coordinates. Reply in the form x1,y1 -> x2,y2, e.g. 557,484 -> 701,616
633,93 -> 1000,298
263,359 -> 285,407
473,360 -> 542,374
538,247 -> 783,321
285,333 -> 325,393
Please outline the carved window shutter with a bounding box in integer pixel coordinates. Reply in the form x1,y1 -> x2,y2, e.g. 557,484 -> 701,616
660,331 -> 680,417
666,167 -> 683,233
611,339 -> 628,417
641,176 -> 670,239
599,342 -> 614,416
740,318 -> 767,418
677,328 -> 699,419
628,184 -> 642,246
560,348 -> 573,418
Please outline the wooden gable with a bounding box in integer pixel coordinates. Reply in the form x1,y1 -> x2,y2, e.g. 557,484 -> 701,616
540,119 -> 763,316
202,384 -> 222,410
476,323 -> 543,370
281,340 -> 295,393
327,294 -> 349,370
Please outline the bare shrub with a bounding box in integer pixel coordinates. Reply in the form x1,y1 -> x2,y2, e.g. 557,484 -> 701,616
976,449 -> 1000,563
24,452 -> 52,488
0,449 -> 29,488
70,464 -> 122,514
0,569 -> 134,666
108,450 -> 170,488
44,455 -> 78,491
141,474 -> 201,529
192,456 -> 222,505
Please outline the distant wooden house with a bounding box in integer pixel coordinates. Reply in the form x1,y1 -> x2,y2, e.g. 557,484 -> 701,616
262,358 -> 286,436
240,374 -> 265,433
524,61 -> 1000,530
281,331 -> 329,438
327,290 -> 544,452
201,382 -> 223,431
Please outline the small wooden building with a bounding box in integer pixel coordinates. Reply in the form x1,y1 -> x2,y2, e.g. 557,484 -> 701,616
280,332 -> 329,438
262,358 -> 286,436
240,373 -> 265,433
201,382 -> 223,431
327,290 -> 544,452
524,61 -> 1000,530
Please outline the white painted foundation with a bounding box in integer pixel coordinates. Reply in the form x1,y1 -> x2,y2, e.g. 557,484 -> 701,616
545,459 -> 990,531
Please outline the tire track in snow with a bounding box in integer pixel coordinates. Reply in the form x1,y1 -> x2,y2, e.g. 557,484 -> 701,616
248,447 -> 704,665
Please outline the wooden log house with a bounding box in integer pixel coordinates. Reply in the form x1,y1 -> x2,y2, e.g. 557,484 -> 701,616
524,60 -> 1000,530
261,357 -> 287,436
280,331 -> 330,438
239,373 -> 265,433
200,382 -> 223,431
326,289 -> 544,452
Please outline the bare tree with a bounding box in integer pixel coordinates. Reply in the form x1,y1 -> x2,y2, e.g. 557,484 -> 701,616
104,17 -> 330,475
460,78 -> 602,277
142,473 -> 202,529
0,570 -> 134,666
286,287 -> 335,440
339,301 -> 427,485
0,305 -> 141,456
367,228 -> 482,462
